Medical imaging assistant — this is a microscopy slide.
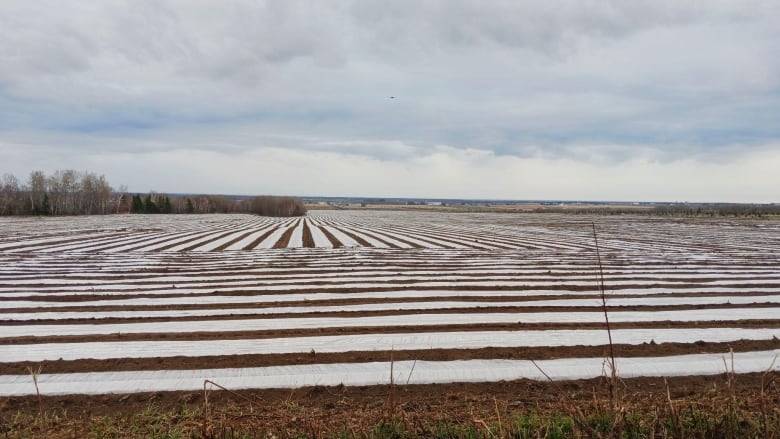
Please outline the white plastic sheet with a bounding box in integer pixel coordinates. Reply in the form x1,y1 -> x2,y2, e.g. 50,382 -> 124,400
3,296 -> 780,320
3,308 -> 778,338
2,328 -> 778,362
1,350 -> 777,396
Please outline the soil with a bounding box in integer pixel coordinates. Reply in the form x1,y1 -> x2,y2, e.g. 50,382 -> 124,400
243,227 -> 279,250
301,221 -> 315,248
212,229 -> 258,252
1,372 -> 776,425
272,221 -> 298,249
317,226 -> 343,248
330,227 -> 371,247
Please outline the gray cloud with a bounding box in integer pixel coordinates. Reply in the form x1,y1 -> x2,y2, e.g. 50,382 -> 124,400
0,1 -> 778,200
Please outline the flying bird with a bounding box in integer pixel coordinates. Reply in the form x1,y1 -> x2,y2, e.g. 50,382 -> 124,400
389,96 -> 396,99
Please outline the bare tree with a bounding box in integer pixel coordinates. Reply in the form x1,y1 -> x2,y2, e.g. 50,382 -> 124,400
115,184 -> 128,214
27,171 -> 47,214
0,174 -> 19,215
5,170 -> 307,217
80,172 -> 97,214
95,174 -> 112,214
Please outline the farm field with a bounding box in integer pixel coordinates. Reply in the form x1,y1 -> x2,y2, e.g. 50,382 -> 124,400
0,211 -> 779,399
0,211 -> 780,402
0,210 -> 780,437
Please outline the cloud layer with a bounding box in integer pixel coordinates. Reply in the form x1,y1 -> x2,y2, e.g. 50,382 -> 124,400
1,1 -> 779,201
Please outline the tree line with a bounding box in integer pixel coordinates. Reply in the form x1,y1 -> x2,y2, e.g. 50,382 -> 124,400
128,193 -> 306,216
0,170 -> 306,217
1,170 -> 119,215
533,203 -> 780,217
650,203 -> 780,218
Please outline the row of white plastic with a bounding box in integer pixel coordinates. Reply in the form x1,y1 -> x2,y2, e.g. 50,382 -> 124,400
2,328 -> 778,362
1,350 -> 778,396
3,211 -> 779,254
2,308 -> 779,338
4,296 -> 780,321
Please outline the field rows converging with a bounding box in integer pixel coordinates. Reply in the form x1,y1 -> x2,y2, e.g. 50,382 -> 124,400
0,211 -> 779,396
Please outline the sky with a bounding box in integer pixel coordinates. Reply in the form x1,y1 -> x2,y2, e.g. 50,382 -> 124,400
1,1 -> 779,202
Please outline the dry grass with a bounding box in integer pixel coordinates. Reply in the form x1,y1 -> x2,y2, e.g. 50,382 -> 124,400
1,372 -> 778,438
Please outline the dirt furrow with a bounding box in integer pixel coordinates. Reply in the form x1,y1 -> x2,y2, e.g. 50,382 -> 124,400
242,227 -> 280,250
329,226 -> 372,247
316,224 -> 343,248
211,229 -> 259,252
272,220 -> 298,249
179,228 -> 249,252
301,219 -> 315,248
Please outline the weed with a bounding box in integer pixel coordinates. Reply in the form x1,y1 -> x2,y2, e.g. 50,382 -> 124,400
25,364 -> 44,417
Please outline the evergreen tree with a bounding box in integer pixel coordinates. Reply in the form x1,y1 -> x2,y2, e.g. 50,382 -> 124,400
185,197 -> 194,214
38,193 -> 51,215
144,195 -> 158,213
161,196 -> 172,213
131,194 -> 144,213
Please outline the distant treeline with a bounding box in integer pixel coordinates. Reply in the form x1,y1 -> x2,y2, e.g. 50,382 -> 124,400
1,170 -> 117,215
0,170 -> 306,217
650,203 -> 780,217
535,204 -> 780,217
130,193 -> 306,217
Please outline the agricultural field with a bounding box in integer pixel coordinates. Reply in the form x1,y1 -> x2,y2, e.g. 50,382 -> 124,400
0,210 -> 778,400
0,211 -> 780,396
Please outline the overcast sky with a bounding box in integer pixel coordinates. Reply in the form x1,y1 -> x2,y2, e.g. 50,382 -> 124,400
1,1 -> 779,202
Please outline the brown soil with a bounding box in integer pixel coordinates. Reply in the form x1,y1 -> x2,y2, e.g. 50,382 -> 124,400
330,226 -> 372,247
147,229 -> 233,252
179,228 -> 246,252
374,225 -> 481,249
369,230 -> 426,249
242,227 -> 279,250
317,225 -> 343,248
301,220 -> 315,248
96,229 -> 206,252
395,225 -> 518,250
1,372 -> 776,434
272,221 -> 298,249
0,232 -> 130,252
211,229 -> 258,252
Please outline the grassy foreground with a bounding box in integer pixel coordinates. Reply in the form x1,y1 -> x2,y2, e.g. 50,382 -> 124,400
1,371 -> 778,439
